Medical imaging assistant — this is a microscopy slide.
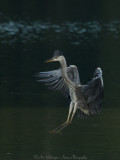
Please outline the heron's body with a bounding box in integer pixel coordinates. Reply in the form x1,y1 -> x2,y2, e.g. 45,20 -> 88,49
37,51 -> 104,133
56,56 -> 90,116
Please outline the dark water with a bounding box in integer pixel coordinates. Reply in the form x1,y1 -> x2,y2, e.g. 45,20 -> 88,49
1,107 -> 120,160
0,1 -> 120,160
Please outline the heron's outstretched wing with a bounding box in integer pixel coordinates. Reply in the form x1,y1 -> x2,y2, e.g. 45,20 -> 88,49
36,65 -> 80,98
68,65 -> 81,85
81,76 -> 104,115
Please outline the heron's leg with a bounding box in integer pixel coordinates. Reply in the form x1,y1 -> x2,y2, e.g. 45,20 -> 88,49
49,102 -> 74,134
55,101 -> 74,127
54,102 -> 78,133
66,101 -> 74,123
69,102 -> 78,123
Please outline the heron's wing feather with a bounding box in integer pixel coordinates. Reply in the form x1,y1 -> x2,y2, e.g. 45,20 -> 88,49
36,66 -> 80,98
81,76 -> 104,115
37,69 -> 69,97
67,65 -> 81,85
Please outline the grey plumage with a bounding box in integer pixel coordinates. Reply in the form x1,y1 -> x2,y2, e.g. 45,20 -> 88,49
37,67 -> 103,116
36,65 -> 80,98
36,51 -> 104,133
81,68 -> 103,115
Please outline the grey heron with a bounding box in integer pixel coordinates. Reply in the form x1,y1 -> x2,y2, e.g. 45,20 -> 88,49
37,50 -> 103,134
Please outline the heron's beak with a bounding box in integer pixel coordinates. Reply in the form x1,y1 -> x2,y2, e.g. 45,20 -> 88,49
45,58 -> 55,63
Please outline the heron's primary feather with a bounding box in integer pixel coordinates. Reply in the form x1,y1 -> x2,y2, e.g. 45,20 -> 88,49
36,66 -> 80,98
81,75 -> 103,115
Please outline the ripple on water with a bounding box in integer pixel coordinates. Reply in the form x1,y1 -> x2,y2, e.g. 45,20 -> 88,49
0,20 -> 120,45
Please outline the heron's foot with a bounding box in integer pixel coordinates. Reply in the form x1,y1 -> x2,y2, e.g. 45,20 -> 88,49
49,121 -> 71,134
49,121 -> 69,134
49,129 -> 63,135
56,121 -> 71,132
56,121 -> 68,129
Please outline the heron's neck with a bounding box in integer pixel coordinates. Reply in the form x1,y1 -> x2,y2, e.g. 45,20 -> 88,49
60,57 -> 67,71
59,57 -> 75,89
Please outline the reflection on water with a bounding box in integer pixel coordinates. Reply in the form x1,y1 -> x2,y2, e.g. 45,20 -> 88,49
0,20 -> 120,45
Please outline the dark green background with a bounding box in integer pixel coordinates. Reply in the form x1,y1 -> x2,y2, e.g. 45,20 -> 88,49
0,1 -> 120,160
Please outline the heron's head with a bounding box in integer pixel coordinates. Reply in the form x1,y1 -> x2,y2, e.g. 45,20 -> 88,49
45,50 -> 64,63
94,67 -> 102,77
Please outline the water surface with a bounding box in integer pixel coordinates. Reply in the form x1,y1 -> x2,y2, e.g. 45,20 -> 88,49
0,3 -> 120,159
